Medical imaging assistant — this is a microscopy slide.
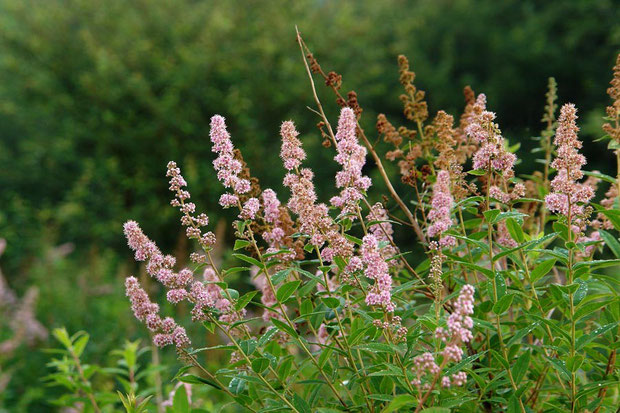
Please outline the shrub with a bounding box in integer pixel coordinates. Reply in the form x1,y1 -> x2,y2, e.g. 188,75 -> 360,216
118,35 -> 620,412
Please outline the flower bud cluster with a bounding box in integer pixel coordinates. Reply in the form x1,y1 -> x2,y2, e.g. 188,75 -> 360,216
412,285 -> 475,389
167,161 -> 215,253
361,234 -> 394,312
330,107 -> 372,217
544,104 -> 594,232
427,170 -> 456,248
281,122 -> 353,262
125,276 -> 190,349
209,115 -> 251,208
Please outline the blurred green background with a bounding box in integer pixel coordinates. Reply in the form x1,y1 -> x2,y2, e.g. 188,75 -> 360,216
0,0 -> 618,410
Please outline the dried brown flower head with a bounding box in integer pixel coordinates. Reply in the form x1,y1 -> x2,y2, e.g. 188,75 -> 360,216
398,55 -> 428,124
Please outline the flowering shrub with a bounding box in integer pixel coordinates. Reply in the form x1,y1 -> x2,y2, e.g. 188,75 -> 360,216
120,34 -> 619,412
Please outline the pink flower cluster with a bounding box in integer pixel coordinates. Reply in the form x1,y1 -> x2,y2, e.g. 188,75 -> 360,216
167,162 -> 215,253
197,268 -> 244,325
125,276 -> 190,349
281,122 -> 352,261
261,189 -> 284,246
544,104 -> 594,230
124,221 -> 239,338
361,234 -> 394,312
435,284 -> 475,346
413,285 -> 475,389
489,183 -> 526,204
261,189 -> 296,261
427,170 -> 456,248
239,197 -> 260,220
366,202 -> 398,261
330,108 -> 372,216
467,95 -> 516,175
280,121 -> 306,171
251,271 -> 284,322
210,115 -> 250,207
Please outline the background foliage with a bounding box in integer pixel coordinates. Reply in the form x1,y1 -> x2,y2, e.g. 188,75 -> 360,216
0,0 -> 618,410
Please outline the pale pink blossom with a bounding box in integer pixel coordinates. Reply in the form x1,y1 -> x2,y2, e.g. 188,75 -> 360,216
280,121 -> 306,171
361,234 -> 394,312
330,108 -> 372,217
544,104 -> 594,232
239,197 -> 260,220
427,170 -> 456,247
210,115 -> 250,207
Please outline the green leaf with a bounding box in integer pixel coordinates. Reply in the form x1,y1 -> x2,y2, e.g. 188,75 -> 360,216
228,376 -> 246,395
443,351 -> 487,376
382,394 -> 416,412
232,253 -> 262,268
73,334 -> 89,358
420,409 -> 451,413
239,339 -> 257,356
553,222 -> 570,241
293,393 -> 312,413
544,356 -> 570,381
566,355 -> 584,372
573,259 -> 620,271
52,328 -> 72,349
575,323 -> 618,350
507,322 -> 540,347
276,280 -> 300,303
468,169 -> 487,176
223,267 -> 249,276
258,328 -> 279,347
574,298 -> 615,322
178,374 -> 221,389
233,239 -> 251,250
512,351 -> 530,385
172,383 -> 190,413
344,234 -> 363,245
596,209 -> 620,231
483,209 -> 501,223
300,299 -> 313,317
505,218 -> 525,243
583,170 -> 616,184
235,291 -> 257,311
251,357 -> 270,374
599,229 -> 620,258
271,318 -> 298,338
530,258 -> 556,283
492,294 -> 514,315
573,279 -> 588,305
321,297 -> 340,309
318,347 -> 333,368
271,268 -> 292,285
495,273 -> 507,299
355,343 -> 395,353
492,211 -> 529,224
